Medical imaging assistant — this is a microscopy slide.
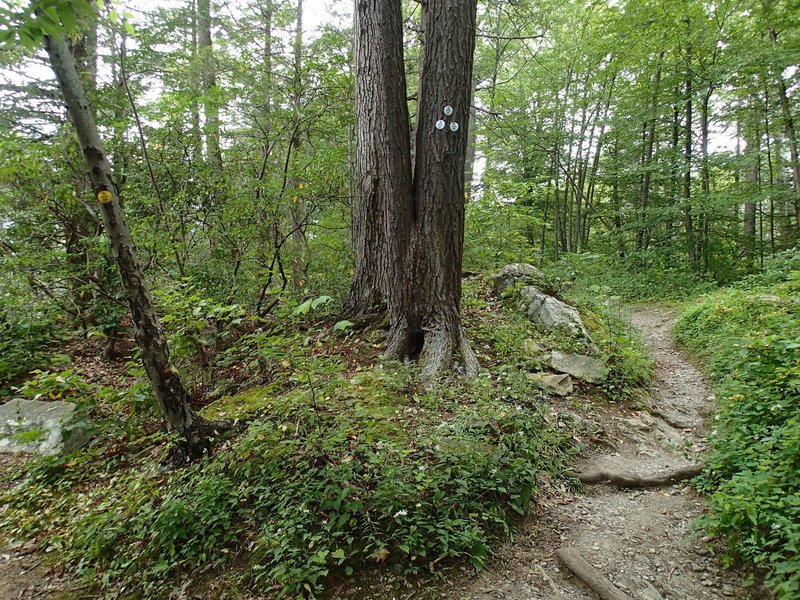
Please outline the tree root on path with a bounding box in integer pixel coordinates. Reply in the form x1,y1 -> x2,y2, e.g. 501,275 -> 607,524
556,547 -> 635,600
570,464 -> 703,488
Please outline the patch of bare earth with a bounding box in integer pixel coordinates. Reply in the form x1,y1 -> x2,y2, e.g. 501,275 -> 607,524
431,305 -> 764,600
0,455 -> 78,600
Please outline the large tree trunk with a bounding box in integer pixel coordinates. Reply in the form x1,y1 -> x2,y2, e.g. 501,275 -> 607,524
45,33 -> 210,458
349,0 -> 478,380
343,0 -> 412,320
384,0 -> 479,380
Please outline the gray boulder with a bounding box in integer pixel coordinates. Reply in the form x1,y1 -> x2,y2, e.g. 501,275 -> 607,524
0,399 -> 88,454
518,286 -> 590,338
491,263 -> 544,294
529,372 -> 574,396
549,351 -> 607,383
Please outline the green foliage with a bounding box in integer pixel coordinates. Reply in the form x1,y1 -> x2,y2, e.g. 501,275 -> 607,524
464,196 -> 538,272
564,252 -> 717,302
675,255 -> 800,597
0,300 -> 60,394
1,362 -> 576,599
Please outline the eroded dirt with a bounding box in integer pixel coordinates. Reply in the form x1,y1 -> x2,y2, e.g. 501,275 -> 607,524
434,305 -> 761,600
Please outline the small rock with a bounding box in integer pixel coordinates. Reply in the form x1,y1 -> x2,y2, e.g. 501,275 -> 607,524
529,372 -> 574,396
522,338 -> 546,356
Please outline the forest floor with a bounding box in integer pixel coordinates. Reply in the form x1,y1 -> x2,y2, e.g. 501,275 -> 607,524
435,305 -> 761,600
0,306 -> 765,600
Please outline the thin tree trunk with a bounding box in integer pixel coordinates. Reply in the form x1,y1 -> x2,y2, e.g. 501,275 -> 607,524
289,0 -> 309,291
639,60 -> 663,251
767,20 -> 800,227
464,103 -> 477,197
198,0 -> 222,168
743,136 -> 758,271
45,32 -> 210,458
682,58 -> 697,266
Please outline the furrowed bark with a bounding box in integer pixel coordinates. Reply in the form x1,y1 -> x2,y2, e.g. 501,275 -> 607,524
385,0 -> 479,380
343,0 -> 412,321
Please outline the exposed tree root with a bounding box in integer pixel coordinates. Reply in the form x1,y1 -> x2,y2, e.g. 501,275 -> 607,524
556,547 -> 635,600
418,327 -> 479,381
570,464 -> 703,488
649,406 -> 694,430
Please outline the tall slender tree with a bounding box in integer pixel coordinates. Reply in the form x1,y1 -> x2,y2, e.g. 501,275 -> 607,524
44,31 -> 216,458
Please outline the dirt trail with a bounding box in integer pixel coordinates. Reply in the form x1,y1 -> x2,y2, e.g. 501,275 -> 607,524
441,305 -> 752,600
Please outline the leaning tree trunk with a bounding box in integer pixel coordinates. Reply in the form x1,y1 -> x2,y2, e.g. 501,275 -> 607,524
45,33 -> 209,458
384,0 -> 479,380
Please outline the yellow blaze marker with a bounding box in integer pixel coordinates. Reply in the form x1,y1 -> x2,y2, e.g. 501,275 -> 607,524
97,190 -> 113,204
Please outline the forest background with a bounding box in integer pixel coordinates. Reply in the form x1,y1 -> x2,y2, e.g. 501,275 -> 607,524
0,0 -> 798,598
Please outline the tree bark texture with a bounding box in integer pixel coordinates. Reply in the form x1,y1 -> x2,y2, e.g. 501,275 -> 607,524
343,0 -> 412,320
349,0 -> 479,380
743,137 -> 758,270
45,33 -> 207,456
682,59 -> 697,266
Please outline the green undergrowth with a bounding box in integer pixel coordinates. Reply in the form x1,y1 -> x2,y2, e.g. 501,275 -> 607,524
0,277 -> 650,599
559,252 -> 717,302
674,252 -> 800,598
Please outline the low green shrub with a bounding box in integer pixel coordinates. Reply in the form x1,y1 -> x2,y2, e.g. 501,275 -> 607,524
1,367 -> 575,599
560,252 -> 717,302
0,301 -> 60,395
675,266 -> 800,598
1,275 -> 649,599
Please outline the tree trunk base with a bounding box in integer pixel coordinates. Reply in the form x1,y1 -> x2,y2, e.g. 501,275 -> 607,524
168,418 -> 238,463
385,320 -> 478,381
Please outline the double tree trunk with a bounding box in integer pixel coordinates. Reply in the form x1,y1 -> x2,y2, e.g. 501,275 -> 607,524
45,33 -> 209,457
349,0 -> 479,380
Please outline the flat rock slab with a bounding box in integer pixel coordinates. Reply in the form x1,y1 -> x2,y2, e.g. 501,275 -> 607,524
550,351 -> 607,383
0,399 -> 88,454
529,372 -> 574,396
